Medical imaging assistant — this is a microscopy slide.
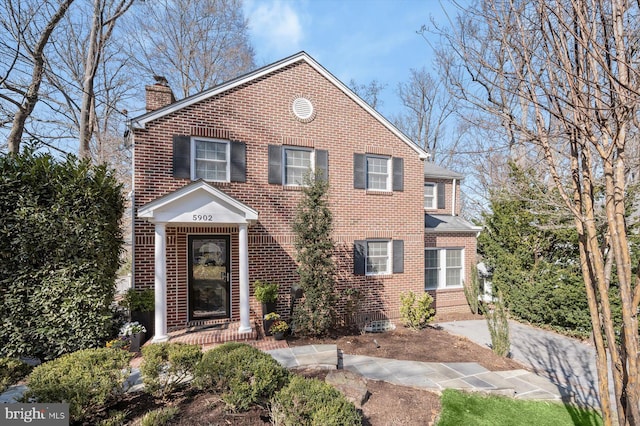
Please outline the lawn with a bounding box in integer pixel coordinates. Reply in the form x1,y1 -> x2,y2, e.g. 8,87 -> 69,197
436,389 -> 603,426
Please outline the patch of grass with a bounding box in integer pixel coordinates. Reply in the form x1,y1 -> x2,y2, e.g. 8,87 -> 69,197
437,389 -> 603,426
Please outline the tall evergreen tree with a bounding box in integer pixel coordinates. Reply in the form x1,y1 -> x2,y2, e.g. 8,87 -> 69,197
291,171 -> 336,336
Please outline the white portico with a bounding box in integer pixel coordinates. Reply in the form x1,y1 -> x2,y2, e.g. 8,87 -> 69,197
137,180 -> 258,342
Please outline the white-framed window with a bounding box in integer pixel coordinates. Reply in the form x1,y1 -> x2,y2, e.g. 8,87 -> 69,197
284,147 -> 313,186
192,137 -> 230,182
366,155 -> 391,191
424,182 -> 436,209
425,248 -> 464,289
366,240 -> 391,276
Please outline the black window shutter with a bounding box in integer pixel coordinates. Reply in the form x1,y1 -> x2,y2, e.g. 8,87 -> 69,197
393,157 -> 404,191
315,149 -> 329,181
393,240 -> 404,274
268,145 -> 282,184
437,182 -> 445,209
230,141 -> 246,182
354,240 -> 366,275
353,154 -> 365,189
173,135 -> 191,179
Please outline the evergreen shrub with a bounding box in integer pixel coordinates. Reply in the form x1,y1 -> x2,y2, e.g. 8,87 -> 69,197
193,342 -> 289,411
23,348 -> 131,423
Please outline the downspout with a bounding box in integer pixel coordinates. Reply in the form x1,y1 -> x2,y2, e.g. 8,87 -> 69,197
451,178 -> 457,216
127,122 -> 136,289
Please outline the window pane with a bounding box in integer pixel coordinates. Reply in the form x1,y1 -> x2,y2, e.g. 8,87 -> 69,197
285,148 -> 311,185
425,250 -> 438,268
424,184 -> 435,208
366,241 -> 389,274
446,250 -> 462,267
194,140 -> 228,181
366,156 -> 389,190
446,269 -> 461,287
425,250 -> 439,289
425,269 -> 439,288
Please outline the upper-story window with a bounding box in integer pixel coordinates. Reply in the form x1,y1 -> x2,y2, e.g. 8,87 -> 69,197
424,183 -> 437,209
284,147 -> 313,186
353,153 -> 403,192
192,138 -> 230,182
366,155 -> 391,191
268,145 -> 328,185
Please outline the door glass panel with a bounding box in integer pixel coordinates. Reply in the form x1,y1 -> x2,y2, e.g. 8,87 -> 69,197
190,236 -> 229,319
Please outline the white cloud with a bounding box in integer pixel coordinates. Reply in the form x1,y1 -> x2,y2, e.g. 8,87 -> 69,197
245,0 -> 305,58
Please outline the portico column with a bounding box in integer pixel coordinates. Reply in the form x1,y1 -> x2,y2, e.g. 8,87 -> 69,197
153,222 -> 169,342
238,222 -> 252,333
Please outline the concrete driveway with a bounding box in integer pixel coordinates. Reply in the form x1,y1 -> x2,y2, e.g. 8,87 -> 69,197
437,319 -> 606,408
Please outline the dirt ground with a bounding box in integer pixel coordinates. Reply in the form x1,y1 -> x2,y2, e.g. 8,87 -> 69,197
109,312 -> 525,426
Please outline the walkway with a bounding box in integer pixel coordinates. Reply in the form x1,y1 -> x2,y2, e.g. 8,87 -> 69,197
437,320 -> 603,408
266,344 -> 570,402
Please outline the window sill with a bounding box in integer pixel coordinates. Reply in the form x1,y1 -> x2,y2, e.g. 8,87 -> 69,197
365,190 -> 393,196
282,185 -> 306,191
425,286 -> 464,292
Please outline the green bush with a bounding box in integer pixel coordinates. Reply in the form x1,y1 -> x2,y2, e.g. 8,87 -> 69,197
193,342 -> 289,411
482,292 -> 510,357
270,375 -> 362,426
399,291 -> 435,330
140,407 -> 179,426
0,357 -> 32,393
254,280 -> 279,303
23,348 -> 131,423
120,288 -> 154,312
0,151 -> 125,360
140,343 -> 202,399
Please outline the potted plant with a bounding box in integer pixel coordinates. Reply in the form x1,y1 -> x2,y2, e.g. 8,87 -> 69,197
265,312 -> 289,340
254,280 -> 278,334
120,288 -> 154,344
120,321 -> 147,352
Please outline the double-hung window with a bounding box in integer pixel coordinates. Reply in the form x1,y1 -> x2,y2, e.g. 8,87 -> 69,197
366,240 -> 391,275
284,147 -> 313,186
366,155 -> 391,191
425,248 -> 464,289
192,138 -> 229,182
424,183 -> 436,209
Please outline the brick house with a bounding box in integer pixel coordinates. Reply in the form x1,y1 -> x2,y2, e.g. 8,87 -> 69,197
129,52 -> 478,342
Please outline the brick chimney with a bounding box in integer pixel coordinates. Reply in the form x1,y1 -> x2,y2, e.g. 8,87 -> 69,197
145,76 -> 175,112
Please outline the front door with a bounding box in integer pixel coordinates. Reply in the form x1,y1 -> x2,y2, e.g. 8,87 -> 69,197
188,235 -> 230,321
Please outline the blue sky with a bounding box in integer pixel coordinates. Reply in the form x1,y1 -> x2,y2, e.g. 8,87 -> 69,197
243,0 -> 457,120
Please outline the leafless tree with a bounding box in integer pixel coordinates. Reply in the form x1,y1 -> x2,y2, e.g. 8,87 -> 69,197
392,67 -> 455,161
435,1 -> 640,424
0,0 -> 75,154
123,0 -> 255,99
349,78 -> 387,110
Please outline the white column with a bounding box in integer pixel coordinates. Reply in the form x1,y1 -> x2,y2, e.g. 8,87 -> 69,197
153,222 -> 169,342
238,223 -> 252,333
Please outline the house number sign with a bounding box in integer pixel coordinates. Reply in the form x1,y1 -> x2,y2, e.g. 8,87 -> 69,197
192,214 -> 215,221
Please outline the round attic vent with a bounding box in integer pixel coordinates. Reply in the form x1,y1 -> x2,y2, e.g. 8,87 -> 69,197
292,97 -> 315,122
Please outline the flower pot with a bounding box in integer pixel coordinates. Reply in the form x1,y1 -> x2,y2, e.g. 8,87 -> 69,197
273,331 -> 285,341
131,311 -> 154,345
129,332 -> 144,353
262,302 -> 277,335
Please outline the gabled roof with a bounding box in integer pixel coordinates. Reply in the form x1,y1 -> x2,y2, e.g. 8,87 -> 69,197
130,51 -> 428,160
138,180 -> 258,225
424,214 -> 482,233
424,162 -> 464,180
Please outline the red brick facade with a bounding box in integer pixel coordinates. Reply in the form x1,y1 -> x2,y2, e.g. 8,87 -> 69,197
132,54 -> 474,332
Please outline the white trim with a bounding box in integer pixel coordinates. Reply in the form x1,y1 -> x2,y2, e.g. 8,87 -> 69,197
424,182 -> 437,210
191,137 -> 230,182
425,247 -> 465,290
451,178 -> 457,216
283,146 -> 314,186
130,52 -> 429,160
365,239 -> 392,276
365,154 -> 392,192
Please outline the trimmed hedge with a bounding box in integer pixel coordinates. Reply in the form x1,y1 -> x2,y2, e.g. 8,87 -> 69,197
270,375 -> 362,425
23,348 -> 131,423
0,151 -> 125,360
193,342 -> 290,411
